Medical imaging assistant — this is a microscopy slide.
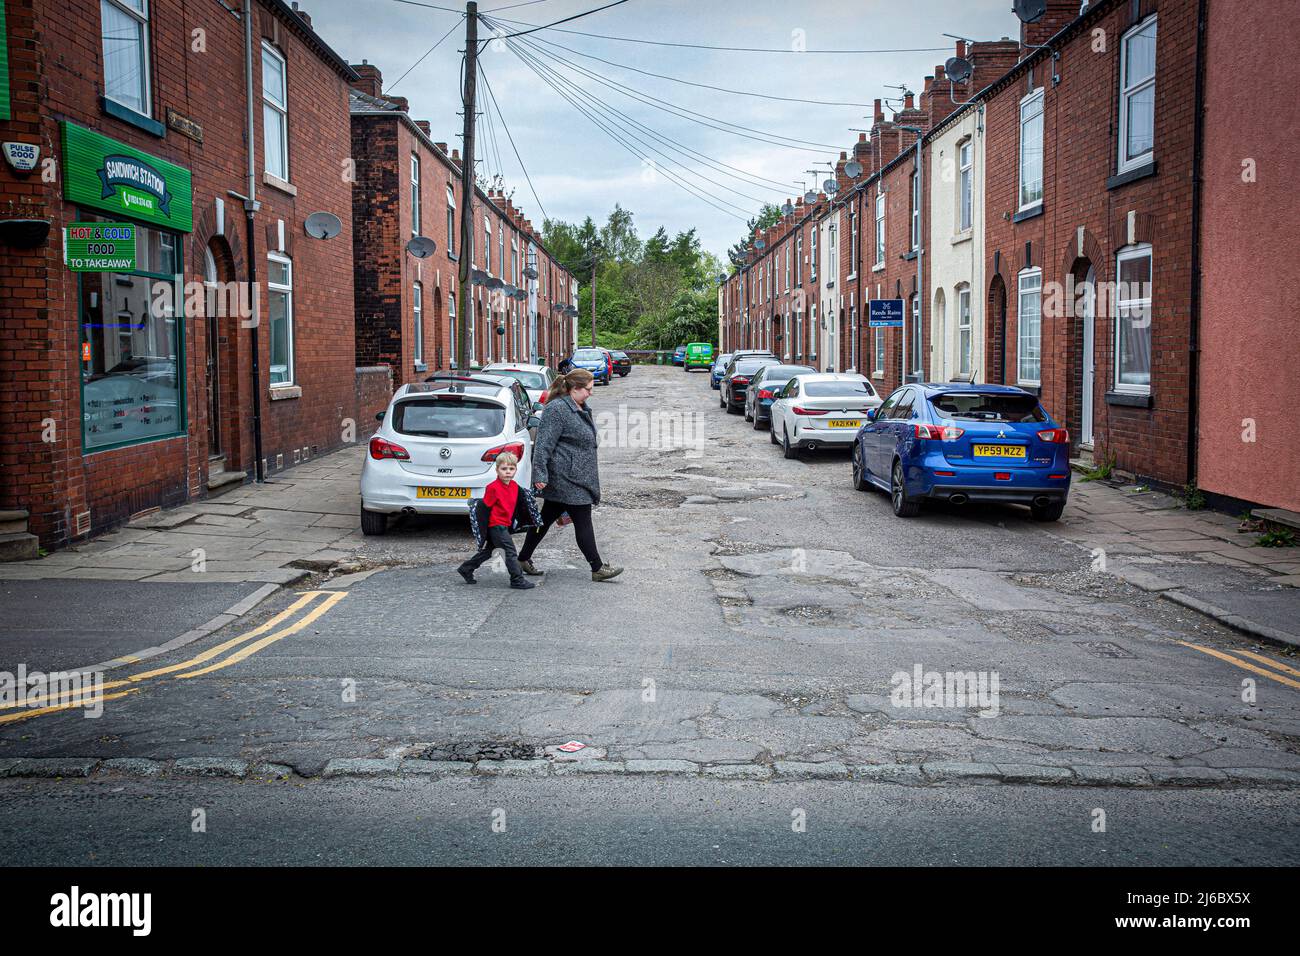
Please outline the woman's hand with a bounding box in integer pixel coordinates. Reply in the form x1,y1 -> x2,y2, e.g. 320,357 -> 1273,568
534,481 -> 546,491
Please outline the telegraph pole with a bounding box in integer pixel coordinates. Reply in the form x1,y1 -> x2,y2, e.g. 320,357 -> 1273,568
590,257 -> 597,347
455,2 -> 478,371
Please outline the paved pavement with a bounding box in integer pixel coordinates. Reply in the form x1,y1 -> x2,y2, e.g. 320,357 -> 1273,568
1,365 -> 1297,864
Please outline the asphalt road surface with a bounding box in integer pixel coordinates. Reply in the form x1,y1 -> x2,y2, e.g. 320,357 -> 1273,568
1,365 -> 1296,865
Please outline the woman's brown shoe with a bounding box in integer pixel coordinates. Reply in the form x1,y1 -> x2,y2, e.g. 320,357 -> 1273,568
591,564 -> 623,582
520,560 -> 544,576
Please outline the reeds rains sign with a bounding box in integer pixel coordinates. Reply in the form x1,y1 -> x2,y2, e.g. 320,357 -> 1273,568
59,122 -> 193,233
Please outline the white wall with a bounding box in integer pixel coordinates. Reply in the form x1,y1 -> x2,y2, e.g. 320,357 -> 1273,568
927,105 -> 985,382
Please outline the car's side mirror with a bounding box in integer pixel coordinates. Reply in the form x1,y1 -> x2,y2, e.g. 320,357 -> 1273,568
375,411 -> 385,421
866,408 -> 877,422
527,416 -> 542,429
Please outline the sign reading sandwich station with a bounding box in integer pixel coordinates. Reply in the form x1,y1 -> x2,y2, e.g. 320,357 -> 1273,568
60,122 -> 193,233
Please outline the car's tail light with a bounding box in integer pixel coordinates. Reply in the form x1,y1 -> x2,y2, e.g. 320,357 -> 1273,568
733,376 -> 750,385
369,437 -> 410,461
757,389 -> 775,400
792,406 -> 828,416
1049,473 -> 1068,480
1037,428 -> 1070,443
482,442 -> 525,462
995,472 -> 1012,480
914,423 -> 965,440
935,470 -> 956,477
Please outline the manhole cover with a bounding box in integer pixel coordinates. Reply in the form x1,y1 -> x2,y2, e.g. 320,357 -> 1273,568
409,741 -> 539,762
1075,641 -> 1137,659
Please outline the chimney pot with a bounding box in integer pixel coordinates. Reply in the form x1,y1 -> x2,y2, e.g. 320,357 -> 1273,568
349,62 -> 384,99
873,98 -> 884,122
905,93 -> 914,109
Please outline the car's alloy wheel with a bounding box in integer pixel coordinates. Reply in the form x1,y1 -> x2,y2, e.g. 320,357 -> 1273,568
891,461 -> 920,517
852,444 -> 870,491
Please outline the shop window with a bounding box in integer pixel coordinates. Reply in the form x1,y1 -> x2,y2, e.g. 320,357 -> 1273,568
79,213 -> 182,450
101,0 -> 151,117
267,253 -> 293,385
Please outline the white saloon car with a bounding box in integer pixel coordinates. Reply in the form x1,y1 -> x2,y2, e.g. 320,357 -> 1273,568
482,363 -> 555,408
768,373 -> 882,457
360,374 -> 539,534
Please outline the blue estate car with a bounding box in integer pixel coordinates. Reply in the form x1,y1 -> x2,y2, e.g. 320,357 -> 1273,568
709,353 -> 733,389
671,345 -> 687,366
568,347 -> 611,385
851,383 -> 1071,521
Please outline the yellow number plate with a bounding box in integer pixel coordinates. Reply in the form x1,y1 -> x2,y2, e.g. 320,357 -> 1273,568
416,487 -> 471,499
972,444 -> 1026,459
827,419 -> 861,428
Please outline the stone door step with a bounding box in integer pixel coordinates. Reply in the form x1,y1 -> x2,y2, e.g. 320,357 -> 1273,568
1252,507 -> 1300,531
207,467 -> 246,496
0,531 -> 39,562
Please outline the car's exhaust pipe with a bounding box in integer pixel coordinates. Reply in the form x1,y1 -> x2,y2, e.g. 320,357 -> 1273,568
401,507 -> 417,516
805,441 -> 817,451
949,493 -> 968,505
1032,495 -> 1051,509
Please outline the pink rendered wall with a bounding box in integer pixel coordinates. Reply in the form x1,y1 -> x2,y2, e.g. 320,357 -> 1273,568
1197,5 -> 1300,511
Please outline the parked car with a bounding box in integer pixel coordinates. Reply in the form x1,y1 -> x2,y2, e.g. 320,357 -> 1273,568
568,347 -> 612,385
684,342 -> 714,371
482,363 -> 554,407
851,383 -> 1071,520
709,353 -> 733,389
611,351 -> 632,376
671,345 -> 687,366
744,364 -> 816,429
719,355 -> 780,414
360,374 -> 539,535
769,373 -> 881,456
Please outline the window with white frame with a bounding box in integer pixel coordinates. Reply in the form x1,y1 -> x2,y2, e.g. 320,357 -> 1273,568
848,206 -> 858,275
809,304 -> 817,357
958,285 -> 972,374
785,243 -> 791,290
267,253 -> 293,385
262,43 -> 288,181
910,294 -> 922,377
1119,16 -> 1157,173
810,226 -> 818,282
795,232 -> 803,284
1115,244 -> 1152,391
412,281 -> 424,365
511,237 -> 518,285
1017,268 -> 1042,384
828,222 -> 838,281
958,140 -> 973,232
874,327 -> 885,373
484,217 -> 492,274
448,292 -> 458,363
910,172 -> 920,250
102,0 -> 152,116
874,194 -> 885,265
498,227 -> 505,283
1019,89 -> 1044,211
410,156 -> 420,235
446,185 -> 456,256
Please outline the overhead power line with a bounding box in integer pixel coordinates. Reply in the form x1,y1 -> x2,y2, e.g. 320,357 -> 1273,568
389,14 -> 465,90
478,65 -> 551,223
491,0 -> 629,39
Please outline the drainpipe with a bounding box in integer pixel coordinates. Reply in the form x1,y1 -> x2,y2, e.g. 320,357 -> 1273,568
1186,0 -> 1208,490
239,0 -> 264,481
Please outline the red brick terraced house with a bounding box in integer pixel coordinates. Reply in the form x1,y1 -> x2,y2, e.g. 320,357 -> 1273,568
0,0 -> 369,554
349,61 -> 576,388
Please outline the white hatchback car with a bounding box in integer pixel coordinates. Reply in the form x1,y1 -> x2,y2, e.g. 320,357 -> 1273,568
482,363 -> 555,408
360,374 -> 539,535
768,373 -> 882,457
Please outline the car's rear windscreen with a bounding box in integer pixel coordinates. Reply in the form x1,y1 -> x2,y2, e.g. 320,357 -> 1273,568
492,369 -> 547,390
803,380 -> 876,397
393,398 -> 506,438
733,359 -> 776,375
574,349 -> 604,362
929,392 -> 1046,423
763,366 -> 815,380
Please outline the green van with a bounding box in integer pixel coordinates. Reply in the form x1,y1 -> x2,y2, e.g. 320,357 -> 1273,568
685,342 -> 715,371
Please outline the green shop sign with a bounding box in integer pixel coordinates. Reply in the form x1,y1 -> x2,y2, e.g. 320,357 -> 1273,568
65,221 -> 137,272
60,122 -> 193,232
0,1 -> 11,121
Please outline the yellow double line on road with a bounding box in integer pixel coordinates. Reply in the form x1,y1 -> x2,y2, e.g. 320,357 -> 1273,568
1179,641 -> 1300,690
0,590 -> 347,724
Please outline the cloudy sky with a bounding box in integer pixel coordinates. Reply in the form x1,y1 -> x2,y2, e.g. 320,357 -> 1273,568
307,0 -> 1019,260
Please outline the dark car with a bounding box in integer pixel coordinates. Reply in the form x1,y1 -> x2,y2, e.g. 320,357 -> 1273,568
852,383 -> 1072,520
671,345 -> 687,366
611,351 -> 632,376
709,353 -> 734,389
720,355 -> 779,415
744,364 -> 816,429
569,347 -> 612,385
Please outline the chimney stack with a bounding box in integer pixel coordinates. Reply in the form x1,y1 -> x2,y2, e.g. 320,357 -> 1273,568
1020,0 -> 1084,54
874,98 -> 884,123
349,60 -> 383,99
414,120 -> 431,136
435,141 -> 448,154
290,2 -> 312,28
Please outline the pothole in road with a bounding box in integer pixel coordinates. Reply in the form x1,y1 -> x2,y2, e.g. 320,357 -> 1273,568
407,741 -> 540,762
602,490 -> 689,509
782,605 -> 836,624
711,540 -> 780,557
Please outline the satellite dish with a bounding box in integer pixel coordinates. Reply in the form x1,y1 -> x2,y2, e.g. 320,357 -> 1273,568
823,179 -> 839,194
502,283 -> 518,298
303,212 -> 342,240
844,161 -> 862,179
1012,0 -> 1047,23
495,325 -> 506,336
804,190 -> 818,204
406,235 -> 437,258
754,238 -> 766,250
945,56 -> 974,83
523,266 -> 538,279
716,273 -> 727,285
487,276 -> 504,290
781,201 -> 794,216
471,268 -> 489,286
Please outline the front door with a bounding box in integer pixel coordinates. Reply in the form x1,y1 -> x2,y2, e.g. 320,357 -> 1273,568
203,248 -> 221,458
1080,267 -> 1095,447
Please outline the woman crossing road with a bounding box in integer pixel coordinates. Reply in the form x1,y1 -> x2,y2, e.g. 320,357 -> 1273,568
518,368 -> 623,582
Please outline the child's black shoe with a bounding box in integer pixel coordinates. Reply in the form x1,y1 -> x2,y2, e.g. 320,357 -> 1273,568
457,564 -> 476,584
510,578 -> 536,590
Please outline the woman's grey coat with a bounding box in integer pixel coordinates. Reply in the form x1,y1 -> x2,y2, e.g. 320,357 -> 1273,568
531,395 -> 601,506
